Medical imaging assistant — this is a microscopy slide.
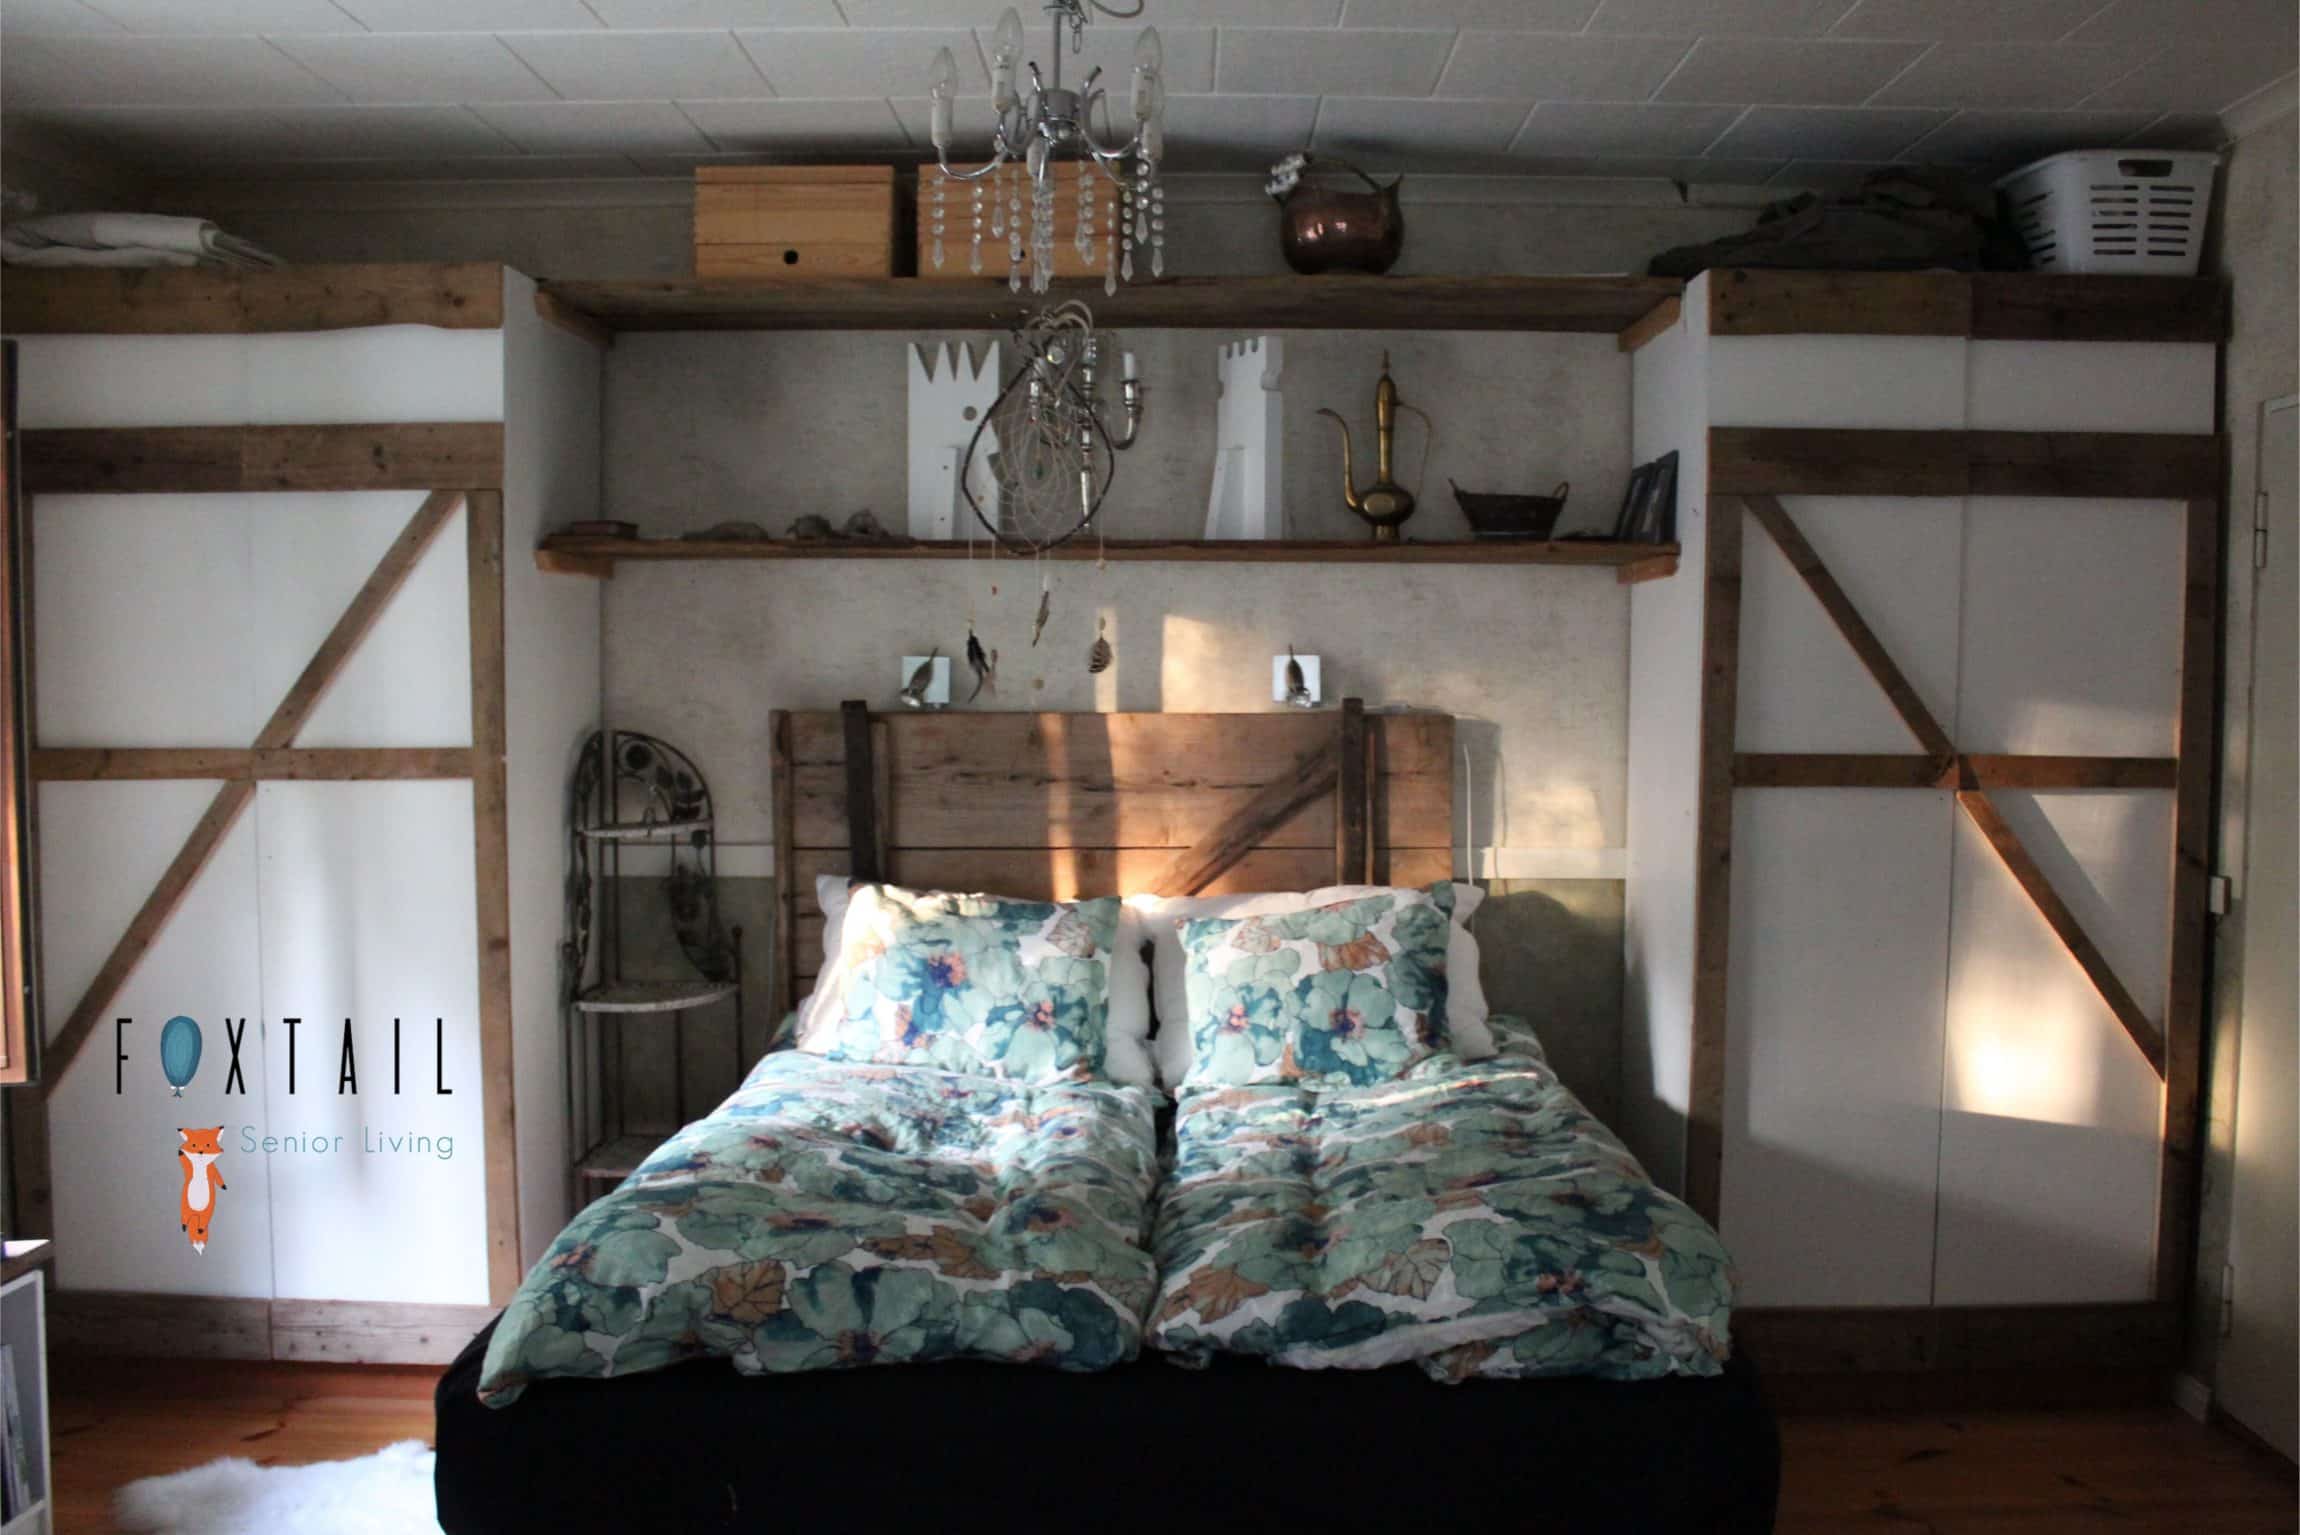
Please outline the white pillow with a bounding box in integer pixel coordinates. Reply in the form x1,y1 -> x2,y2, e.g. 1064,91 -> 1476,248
1131,881 -> 1494,1089
804,875 -> 1155,1089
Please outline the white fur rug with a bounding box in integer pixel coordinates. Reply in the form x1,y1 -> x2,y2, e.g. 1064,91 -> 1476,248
114,1440 -> 443,1535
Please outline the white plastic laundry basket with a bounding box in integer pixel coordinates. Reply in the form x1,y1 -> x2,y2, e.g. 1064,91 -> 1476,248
1996,149 -> 2220,275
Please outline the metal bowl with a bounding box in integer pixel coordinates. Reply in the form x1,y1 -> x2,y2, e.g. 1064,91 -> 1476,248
1451,480 -> 1571,540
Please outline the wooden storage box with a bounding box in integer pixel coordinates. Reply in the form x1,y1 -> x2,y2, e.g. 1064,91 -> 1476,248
694,165 -> 897,280
916,161 -> 1129,282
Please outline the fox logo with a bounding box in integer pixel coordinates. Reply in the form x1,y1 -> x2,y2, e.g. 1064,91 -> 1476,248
178,1127 -> 227,1254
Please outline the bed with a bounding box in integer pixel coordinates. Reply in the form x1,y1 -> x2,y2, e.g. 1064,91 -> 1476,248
434,708 -> 1779,1531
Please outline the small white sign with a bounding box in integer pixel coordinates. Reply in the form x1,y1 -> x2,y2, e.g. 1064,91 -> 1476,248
901,654 -> 952,707
1273,653 -> 1321,706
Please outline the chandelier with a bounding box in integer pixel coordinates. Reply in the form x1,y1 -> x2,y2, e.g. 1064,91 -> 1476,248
926,1 -> 1168,295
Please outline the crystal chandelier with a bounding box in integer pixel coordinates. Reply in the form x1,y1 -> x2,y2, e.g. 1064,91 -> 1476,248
926,1 -> 1168,296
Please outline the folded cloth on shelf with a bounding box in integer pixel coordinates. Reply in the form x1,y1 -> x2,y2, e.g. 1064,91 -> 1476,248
1,211 -> 282,269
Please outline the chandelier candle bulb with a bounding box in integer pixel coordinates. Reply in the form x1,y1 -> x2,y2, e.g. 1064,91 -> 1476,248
919,0 -> 1167,286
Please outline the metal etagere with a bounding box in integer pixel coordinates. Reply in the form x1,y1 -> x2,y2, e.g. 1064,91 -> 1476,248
562,728 -> 743,1201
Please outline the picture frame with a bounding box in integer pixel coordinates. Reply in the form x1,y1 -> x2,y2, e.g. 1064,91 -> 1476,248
1611,461 -> 1656,540
1619,451 -> 1679,544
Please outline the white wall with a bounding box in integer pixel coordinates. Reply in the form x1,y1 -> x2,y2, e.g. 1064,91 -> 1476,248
500,270 -> 605,1271
1621,277 -> 1707,1192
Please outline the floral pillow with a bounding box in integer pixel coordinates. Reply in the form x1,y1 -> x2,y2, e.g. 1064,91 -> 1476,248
795,884 -> 1122,1084
1176,883 -> 1453,1089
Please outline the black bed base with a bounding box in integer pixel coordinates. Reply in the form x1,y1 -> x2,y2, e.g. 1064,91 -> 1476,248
436,1321 -> 1779,1533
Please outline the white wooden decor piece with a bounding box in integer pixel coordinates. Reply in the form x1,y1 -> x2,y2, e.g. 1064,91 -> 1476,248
1204,336 -> 1285,541
907,341 -> 1000,541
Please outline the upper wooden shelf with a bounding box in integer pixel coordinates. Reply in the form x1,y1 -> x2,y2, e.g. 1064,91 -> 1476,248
536,533 -> 1681,584
537,274 -> 1683,335
1,265 -> 2224,348
0,263 -> 504,333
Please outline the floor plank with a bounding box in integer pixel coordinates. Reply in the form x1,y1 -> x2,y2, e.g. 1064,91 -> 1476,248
49,1357 -> 2300,1533
53,1358 -> 438,1535
1778,1408 -> 2297,1533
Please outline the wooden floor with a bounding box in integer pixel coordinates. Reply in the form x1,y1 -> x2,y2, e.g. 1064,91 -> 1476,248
52,1358 -> 2299,1533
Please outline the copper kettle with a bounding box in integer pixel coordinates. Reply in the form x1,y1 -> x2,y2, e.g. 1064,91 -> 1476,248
1271,156 -> 1404,276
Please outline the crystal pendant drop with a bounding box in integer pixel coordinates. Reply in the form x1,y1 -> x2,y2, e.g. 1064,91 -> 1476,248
1104,180 -> 1118,294
1149,177 -> 1164,278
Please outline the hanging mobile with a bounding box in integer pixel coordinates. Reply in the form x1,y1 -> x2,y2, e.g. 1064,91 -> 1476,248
966,624 -> 998,702
1087,616 -> 1113,674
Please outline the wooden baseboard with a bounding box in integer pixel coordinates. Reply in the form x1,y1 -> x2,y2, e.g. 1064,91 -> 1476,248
1767,1368 -> 2173,1415
52,1290 -> 494,1366
1737,1302 -> 2179,1377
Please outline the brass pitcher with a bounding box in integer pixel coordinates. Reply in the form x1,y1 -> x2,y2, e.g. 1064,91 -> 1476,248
1317,352 -> 1431,542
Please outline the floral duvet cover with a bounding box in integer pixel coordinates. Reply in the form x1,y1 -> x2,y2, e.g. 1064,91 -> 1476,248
479,1051 -> 1160,1405
1147,1018 -> 1734,1382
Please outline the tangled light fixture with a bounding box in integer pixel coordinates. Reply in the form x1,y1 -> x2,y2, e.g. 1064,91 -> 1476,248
926,0 -> 1168,296
960,300 -> 1144,552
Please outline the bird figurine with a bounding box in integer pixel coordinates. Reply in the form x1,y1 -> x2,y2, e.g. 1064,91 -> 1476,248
1283,647 -> 1314,709
966,629 -> 998,702
900,648 -> 941,709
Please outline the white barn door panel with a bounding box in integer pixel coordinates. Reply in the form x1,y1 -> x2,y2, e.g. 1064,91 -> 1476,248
34,494 -> 266,748
1936,791 -> 2171,1304
11,328 -> 501,429
1966,342 -> 2216,435
1723,790 -> 1953,1306
1737,497 -> 1963,754
256,781 -> 487,1305
1708,336 -> 1966,431
1956,499 -> 2184,758
249,495 -> 472,749
36,782 -> 273,1299
1935,486 -> 2182,1306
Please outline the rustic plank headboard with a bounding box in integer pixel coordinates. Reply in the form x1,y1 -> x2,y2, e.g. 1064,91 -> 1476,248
768,705 -> 1455,1015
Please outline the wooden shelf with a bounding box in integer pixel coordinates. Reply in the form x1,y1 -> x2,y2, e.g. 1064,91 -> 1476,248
538,533 -> 1680,584
575,818 -> 713,842
575,1132 -> 667,1182
538,273 -> 1684,335
0,265 -> 2221,348
574,979 -> 739,1014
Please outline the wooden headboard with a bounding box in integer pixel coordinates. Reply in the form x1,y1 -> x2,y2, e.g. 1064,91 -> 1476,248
769,705 -> 1455,1015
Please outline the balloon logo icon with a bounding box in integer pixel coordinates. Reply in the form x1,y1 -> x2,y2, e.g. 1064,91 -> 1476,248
159,1015 -> 202,1098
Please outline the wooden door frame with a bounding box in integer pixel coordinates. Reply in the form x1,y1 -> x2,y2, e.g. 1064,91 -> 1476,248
5,420 -> 521,1305
1691,427 -> 2222,1329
